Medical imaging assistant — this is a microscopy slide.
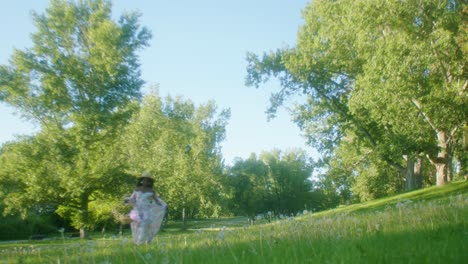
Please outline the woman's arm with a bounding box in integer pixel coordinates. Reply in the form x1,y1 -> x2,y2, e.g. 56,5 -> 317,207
124,191 -> 137,204
154,195 -> 167,208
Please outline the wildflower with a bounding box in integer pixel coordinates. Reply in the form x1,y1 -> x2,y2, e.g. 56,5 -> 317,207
218,226 -> 226,241
160,256 -> 169,264
396,199 -> 413,209
85,240 -> 96,253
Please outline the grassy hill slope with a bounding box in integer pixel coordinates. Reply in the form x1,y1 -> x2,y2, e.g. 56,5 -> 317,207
1,181 -> 467,264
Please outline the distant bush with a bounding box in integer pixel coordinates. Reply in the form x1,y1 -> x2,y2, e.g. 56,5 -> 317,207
0,212 -> 69,240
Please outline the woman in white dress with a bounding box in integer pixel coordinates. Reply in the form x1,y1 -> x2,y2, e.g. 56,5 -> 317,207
125,173 -> 167,245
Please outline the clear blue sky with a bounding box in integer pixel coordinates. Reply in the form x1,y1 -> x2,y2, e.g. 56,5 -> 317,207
0,0 -> 317,164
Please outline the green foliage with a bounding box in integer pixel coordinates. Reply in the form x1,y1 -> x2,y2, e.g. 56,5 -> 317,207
246,0 -> 467,195
259,149 -> 315,215
122,91 -> 231,220
0,210 -> 65,240
226,155 -> 270,218
0,0 -> 150,236
227,149 -> 316,218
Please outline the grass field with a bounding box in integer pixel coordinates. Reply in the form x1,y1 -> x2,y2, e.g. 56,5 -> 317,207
1,181 -> 467,263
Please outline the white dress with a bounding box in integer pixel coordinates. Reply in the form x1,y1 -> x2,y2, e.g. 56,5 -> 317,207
127,191 -> 167,244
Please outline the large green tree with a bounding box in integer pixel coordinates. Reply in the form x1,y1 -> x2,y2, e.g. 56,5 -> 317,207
227,154 -> 270,221
259,149 -> 314,216
246,0 -> 466,193
122,91 -> 230,228
345,0 -> 467,186
227,149 -> 315,219
0,0 -> 150,238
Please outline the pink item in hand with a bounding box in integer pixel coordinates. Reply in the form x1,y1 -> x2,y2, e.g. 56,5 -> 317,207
128,209 -> 141,222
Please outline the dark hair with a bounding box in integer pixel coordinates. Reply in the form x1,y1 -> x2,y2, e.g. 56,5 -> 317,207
136,177 -> 154,187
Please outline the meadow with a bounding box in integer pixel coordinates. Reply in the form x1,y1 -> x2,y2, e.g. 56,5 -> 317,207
1,181 -> 467,264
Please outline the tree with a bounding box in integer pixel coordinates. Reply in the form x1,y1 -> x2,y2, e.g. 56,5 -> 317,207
345,0 -> 467,186
259,149 -> 314,216
227,149 -> 315,219
226,154 -> 270,222
0,0 -> 150,238
246,0 -> 466,192
122,91 -> 230,228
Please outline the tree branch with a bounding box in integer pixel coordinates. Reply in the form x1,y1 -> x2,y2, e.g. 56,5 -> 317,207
411,98 -> 438,133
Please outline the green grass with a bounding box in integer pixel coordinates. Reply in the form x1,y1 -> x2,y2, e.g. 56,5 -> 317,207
1,181 -> 467,263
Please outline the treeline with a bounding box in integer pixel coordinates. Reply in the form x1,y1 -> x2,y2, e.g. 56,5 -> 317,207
0,0 -> 466,239
0,91 -> 320,240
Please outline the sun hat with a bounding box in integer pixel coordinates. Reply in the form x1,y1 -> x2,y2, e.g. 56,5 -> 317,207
138,172 -> 155,183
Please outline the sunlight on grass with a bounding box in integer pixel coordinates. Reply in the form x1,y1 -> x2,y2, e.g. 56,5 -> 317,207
1,181 -> 467,263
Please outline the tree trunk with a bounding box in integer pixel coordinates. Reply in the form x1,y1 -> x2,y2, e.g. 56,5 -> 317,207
80,225 -> 88,239
405,156 -> 416,191
182,207 -> 187,230
434,162 -> 447,185
464,124 -> 468,181
429,131 -> 449,186
414,157 -> 423,188
447,145 -> 453,182
180,192 -> 187,230
79,193 -> 90,239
